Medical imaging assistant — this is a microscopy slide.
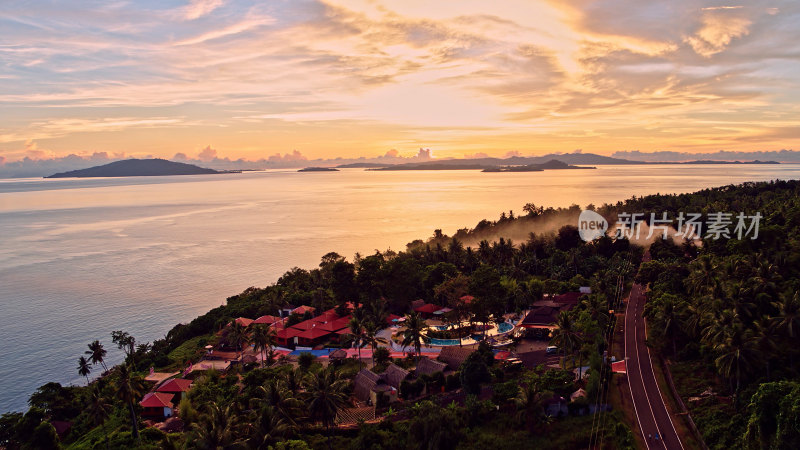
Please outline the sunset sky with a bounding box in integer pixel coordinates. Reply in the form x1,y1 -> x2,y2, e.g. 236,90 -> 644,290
1,0 -> 799,162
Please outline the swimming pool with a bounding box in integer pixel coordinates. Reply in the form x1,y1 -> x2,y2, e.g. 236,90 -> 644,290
430,337 -> 461,346
433,325 -> 449,331
497,322 -> 513,333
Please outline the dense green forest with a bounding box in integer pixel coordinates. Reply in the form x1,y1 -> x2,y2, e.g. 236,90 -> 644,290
2,179 -> 799,449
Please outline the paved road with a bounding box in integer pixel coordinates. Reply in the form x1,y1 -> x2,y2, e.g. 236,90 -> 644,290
624,281 -> 684,450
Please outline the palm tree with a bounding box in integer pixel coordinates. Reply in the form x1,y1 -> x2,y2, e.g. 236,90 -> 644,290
228,321 -> 250,358
78,356 -> 92,384
687,255 -> 716,296
402,312 -> 428,359
348,316 -> 365,368
753,317 -> 778,380
656,297 -> 682,357
256,380 -> 304,426
550,311 -> 582,371
714,326 -> 759,397
368,301 -> 389,328
303,366 -> 349,449
514,383 -> 549,431
247,404 -> 288,449
85,340 -> 108,372
252,325 -> 276,368
362,321 -> 388,367
87,385 -> 112,450
189,402 -> 246,449
773,291 -> 800,370
115,363 -> 146,443
773,291 -> 800,339
284,367 -> 304,395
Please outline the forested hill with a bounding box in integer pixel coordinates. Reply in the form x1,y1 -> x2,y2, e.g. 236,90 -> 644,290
45,159 -> 222,178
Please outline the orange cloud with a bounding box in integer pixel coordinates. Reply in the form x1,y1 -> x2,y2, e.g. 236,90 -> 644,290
197,145 -> 218,161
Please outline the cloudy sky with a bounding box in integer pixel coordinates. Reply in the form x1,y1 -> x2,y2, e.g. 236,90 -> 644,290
1,0 -> 798,162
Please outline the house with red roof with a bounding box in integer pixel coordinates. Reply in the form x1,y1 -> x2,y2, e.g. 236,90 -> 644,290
320,316 -> 351,332
156,378 -> 193,403
292,305 -> 316,316
311,310 -> 340,323
290,320 -> 318,331
140,392 -> 174,420
253,315 -> 280,325
233,317 -> 254,327
296,328 -> 332,347
275,327 -> 303,347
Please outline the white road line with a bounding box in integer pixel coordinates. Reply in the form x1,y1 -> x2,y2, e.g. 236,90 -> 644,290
635,290 -> 665,448
625,289 -> 652,450
643,318 -> 686,450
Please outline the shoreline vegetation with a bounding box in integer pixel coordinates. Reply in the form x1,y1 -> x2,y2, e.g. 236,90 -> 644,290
3,179 -> 800,449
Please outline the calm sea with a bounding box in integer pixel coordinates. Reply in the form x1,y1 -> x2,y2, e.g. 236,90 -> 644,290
1,165 -> 799,412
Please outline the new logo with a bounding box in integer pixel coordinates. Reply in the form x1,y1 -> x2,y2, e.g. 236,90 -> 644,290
578,210 -> 608,242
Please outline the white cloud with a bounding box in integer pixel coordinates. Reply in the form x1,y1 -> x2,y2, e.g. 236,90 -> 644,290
685,12 -> 751,57
182,0 -> 225,20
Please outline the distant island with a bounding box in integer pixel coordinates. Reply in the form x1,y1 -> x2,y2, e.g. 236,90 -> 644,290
334,162 -> 388,168
45,158 -> 232,178
482,159 -> 596,172
297,166 -> 339,172
358,153 -> 779,171
370,158 -> 596,172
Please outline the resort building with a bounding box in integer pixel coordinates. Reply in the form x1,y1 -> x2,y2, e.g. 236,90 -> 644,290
414,357 -> 448,377
139,392 -> 174,420
438,346 -> 475,370
353,365 -> 408,405
519,292 -> 585,332
354,369 -> 396,405
156,378 -> 193,404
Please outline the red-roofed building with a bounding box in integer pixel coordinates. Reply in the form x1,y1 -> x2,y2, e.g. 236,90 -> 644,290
296,328 -> 332,347
312,311 -> 340,323
292,305 -> 316,315
413,303 -> 442,318
275,327 -> 303,347
552,292 -> 584,305
291,320 -> 318,331
156,378 -> 193,403
316,320 -> 345,333
327,316 -> 351,331
386,314 -> 402,324
233,317 -> 254,327
253,315 -> 280,325
140,392 -> 174,420
460,295 -> 474,304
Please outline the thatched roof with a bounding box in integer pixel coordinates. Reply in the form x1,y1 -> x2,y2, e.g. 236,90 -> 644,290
353,369 -> 381,402
383,363 -> 410,388
329,349 -> 348,360
438,346 -> 475,370
415,357 -> 448,376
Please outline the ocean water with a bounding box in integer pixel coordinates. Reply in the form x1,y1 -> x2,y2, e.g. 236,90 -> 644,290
1,165 -> 799,412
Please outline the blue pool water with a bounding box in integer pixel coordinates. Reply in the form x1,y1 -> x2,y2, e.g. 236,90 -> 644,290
430,338 -> 461,346
498,322 -> 513,333
433,325 -> 449,331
